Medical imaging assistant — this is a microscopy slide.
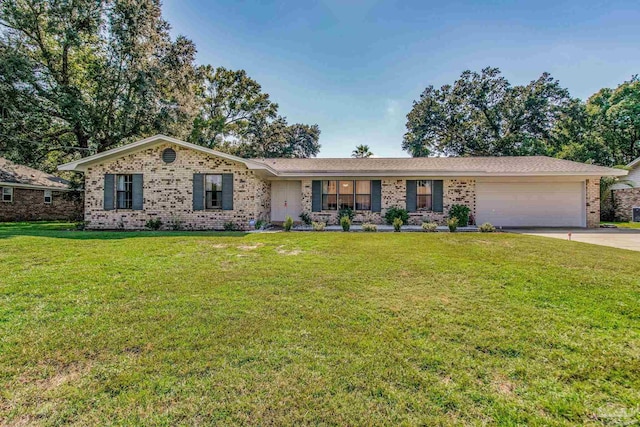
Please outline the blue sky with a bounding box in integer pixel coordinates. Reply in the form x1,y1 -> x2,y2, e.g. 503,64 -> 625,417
163,0 -> 640,157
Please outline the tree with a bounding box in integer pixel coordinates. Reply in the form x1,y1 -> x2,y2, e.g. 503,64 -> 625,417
0,0 -> 199,169
403,67 -> 573,157
352,144 -> 373,158
231,116 -> 320,158
188,65 -> 278,148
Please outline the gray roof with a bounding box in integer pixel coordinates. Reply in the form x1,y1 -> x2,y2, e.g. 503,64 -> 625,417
0,157 -> 71,189
256,156 -> 626,176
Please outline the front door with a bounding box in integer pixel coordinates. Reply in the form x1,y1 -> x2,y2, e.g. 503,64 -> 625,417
271,181 -> 302,222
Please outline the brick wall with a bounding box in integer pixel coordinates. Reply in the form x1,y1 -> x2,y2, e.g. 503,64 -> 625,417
613,187 -> 640,222
300,178 -> 476,225
84,143 -> 270,230
585,179 -> 601,228
0,187 -> 82,222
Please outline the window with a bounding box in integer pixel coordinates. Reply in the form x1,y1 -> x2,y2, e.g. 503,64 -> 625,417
322,180 -> 371,210
116,174 -> 133,209
205,174 -> 223,209
44,189 -> 52,204
2,187 -> 13,203
416,180 -> 432,210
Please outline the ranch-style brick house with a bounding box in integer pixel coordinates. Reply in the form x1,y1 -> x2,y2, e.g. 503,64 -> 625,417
58,135 -> 627,230
1,157 -> 82,222
611,156 -> 640,222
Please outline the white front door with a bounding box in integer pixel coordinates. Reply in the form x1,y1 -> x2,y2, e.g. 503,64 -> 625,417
271,181 -> 302,222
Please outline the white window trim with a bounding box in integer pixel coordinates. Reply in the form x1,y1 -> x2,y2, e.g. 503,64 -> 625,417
2,187 -> 13,203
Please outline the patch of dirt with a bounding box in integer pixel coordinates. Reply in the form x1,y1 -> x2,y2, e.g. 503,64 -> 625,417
492,375 -> 516,396
275,246 -> 303,255
238,243 -> 264,251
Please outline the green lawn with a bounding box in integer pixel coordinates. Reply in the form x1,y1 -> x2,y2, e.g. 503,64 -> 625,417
602,221 -> 640,229
1,223 -> 639,425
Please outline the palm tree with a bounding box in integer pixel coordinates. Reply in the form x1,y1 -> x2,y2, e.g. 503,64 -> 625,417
352,144 -> 373,158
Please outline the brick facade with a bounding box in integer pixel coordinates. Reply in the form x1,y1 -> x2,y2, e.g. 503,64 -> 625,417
612,187 -> 640,222
585,179 -> 601,228
299,178 -> 477,225
0,187 -> 82,222
84,143 -> 270,230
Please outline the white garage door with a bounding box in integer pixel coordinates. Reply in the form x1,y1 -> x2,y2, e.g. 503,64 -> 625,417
476,182 -> 585,227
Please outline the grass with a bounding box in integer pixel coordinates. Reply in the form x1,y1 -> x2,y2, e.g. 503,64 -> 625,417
601,221 -> 640,229
1,223 -> 639,425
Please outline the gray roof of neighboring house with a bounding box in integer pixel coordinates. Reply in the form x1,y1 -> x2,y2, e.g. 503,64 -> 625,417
0,157 -> 71,189
257,156 -> 627,176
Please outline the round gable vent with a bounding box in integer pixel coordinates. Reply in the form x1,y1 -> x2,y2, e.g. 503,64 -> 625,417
162,148 -> 176,163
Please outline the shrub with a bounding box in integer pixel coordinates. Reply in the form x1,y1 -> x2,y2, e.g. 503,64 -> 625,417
479,222 -> 496,232
385,206 -> 409,225
447,217 -> 459,232
283,216 -> 294,232
337,207 -> 354,222
224,221 -> 240,231
312,221 -> 326,231
168,214 -> 184,231
422,222 -> 438,232
255,219 -> 267,230
145,218 -> 162,230
449,204 -> 471,227
393,217 -> 403,232
299,212 -> 312,225
362,223 -> 377,232
75,221 -> 89,231
340,215 -> 351,232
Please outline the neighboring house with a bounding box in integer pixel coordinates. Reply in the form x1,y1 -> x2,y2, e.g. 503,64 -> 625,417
0,157 -> 83,222
58,135 -> 627,230
612,157 -> 640,222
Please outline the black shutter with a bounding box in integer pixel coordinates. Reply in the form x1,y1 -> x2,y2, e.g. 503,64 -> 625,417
312,180 -> 322,212
132,174 -> 143,210
193,174 -> 204,211
406,180 -> 416,212
104,174 -> 115,211
371,180 -> 382,212
433,180 -> 443,212
222,173 -> 234,210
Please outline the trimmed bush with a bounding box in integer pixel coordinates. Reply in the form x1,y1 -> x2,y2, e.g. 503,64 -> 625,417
362,223 -> 377,232
422,222 -> 438,232
385,206 -> 409,225
479,222 -> 496,232
393,217 -> 403,232
447,217 -> 459,232
312,221 -> 326,231
224,221 -> 240,231
145,218 -> 162,230
340,215 -> 351,232
449,204 -> 471,227
299,212 -> 312,225
283,216 -> 294,232
337,207 -> 354,222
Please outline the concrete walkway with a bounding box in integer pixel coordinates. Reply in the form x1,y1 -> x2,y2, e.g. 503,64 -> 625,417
507,228 -> 640,252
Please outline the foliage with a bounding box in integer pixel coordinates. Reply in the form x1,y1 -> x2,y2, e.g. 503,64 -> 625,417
384,206 -> 409,225
254,219 -> 267,230
223,221 -> 240,231
337,207 -> 354,222
168,214 -> 184,231
299,212 -> 312,225
145,218 -> 163,231
311,221 -> 326,231
340,215 -> 351,232
361,223 -> 377,232
0,0 -> 199,169
447,217 -> 459,232
449,204 -> 471,227
403,67 -> 572,157
1,223 -> 640,425
422,222 -> 438,232
600,168 -> 634,221
283,216 -> 294,232
392,217 -> 403,232
352,144 -> 373,158
479,222 -> 496,232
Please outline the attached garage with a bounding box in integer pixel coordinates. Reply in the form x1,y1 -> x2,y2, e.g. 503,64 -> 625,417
476,181 -> 586,227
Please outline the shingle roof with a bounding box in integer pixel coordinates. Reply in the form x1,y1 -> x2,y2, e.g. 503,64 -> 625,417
0,157 -> 71,189
256,156 -> 626,176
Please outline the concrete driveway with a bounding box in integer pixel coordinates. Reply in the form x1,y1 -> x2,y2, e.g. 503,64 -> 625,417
507,228 -> 640,252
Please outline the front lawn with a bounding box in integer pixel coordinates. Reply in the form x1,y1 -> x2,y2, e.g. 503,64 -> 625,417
1,223 -> 639,425
601,221 -> 640,229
